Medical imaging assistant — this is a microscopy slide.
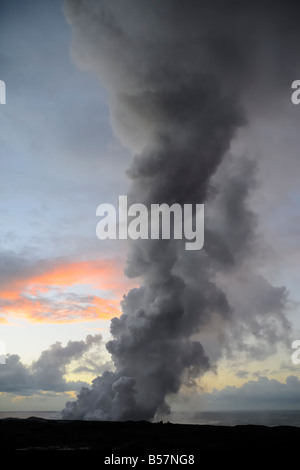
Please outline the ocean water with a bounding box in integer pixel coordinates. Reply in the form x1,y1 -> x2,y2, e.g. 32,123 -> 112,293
1,410 -> 300,426
168,410 -> 300,427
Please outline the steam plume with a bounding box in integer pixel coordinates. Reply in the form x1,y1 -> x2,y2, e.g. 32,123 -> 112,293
62,0 -> 294,420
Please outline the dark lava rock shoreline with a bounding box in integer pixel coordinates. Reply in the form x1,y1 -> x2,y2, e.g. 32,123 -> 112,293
1,417 -> 300,454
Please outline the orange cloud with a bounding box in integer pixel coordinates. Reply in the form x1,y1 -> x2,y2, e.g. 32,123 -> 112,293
0,259 -> 138,324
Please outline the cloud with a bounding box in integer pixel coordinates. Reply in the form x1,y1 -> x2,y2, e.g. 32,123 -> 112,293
235,370 -> 249,379
195,375 -> 300,411
0,254 -> 138,323
0,334 -> 104,394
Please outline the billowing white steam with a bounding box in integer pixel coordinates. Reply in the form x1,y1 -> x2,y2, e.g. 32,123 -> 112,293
62,0 -> 292,421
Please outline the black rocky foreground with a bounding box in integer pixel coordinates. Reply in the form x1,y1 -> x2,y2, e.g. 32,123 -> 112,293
1,417 -> 300,455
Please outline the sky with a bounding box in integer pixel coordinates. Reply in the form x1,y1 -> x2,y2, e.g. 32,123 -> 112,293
0,0 -> 300,417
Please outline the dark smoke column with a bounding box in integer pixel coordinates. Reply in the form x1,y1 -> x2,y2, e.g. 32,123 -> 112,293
62,0 -> 290,420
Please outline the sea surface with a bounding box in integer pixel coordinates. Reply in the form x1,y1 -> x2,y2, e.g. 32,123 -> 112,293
1,410 -> 300,427
168,410 -> 300,427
